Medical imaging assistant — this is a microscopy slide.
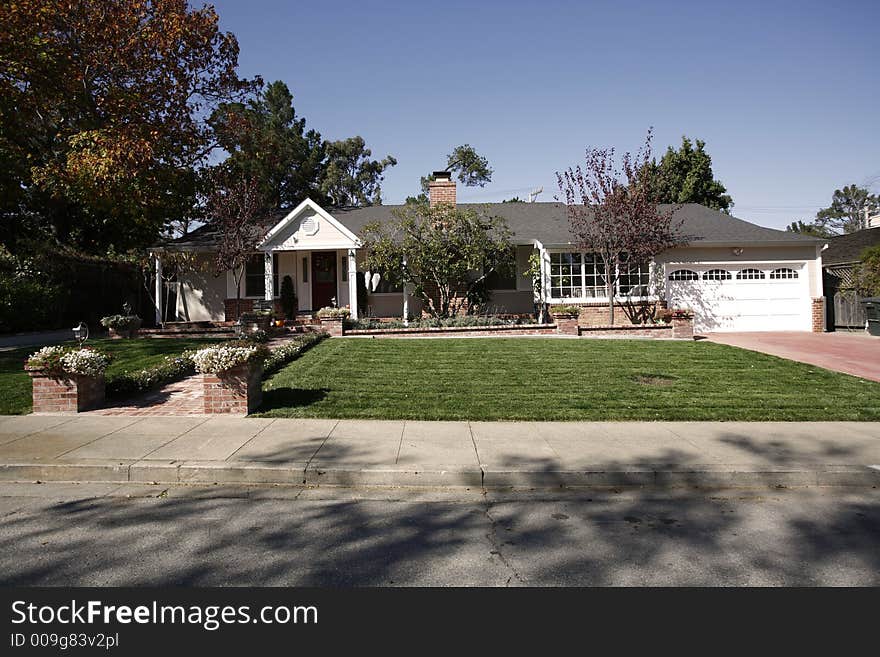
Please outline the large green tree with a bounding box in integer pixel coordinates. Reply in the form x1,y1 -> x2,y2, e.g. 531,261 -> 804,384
786,220 -> 833,238
0,0 -> 258,254
644,136 -> 733,212
360,204 -> 513,318
815,184 -> 879,234
212,81 -> 396,209
211,81 -> 325,209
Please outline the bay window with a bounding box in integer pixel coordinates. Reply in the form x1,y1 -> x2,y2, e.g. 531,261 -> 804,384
548,252 -> 651,300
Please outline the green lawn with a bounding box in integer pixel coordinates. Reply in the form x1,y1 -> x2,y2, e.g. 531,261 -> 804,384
256,338 -> 880,421
0,338 -> 220,415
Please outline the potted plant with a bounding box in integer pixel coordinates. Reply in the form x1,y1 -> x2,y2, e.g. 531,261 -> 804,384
25,345 -> 112,412
192,343 -> 268,414
100,313 -> 142,338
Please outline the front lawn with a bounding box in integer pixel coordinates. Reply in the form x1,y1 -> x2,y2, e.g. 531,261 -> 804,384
256,338 -> 880,421
0,338 -> 221,415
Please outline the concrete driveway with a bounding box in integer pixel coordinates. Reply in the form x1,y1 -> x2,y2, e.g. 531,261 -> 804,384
706,331 -> 880,382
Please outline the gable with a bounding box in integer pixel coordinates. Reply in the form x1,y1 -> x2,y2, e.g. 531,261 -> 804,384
259,198 -> 359,251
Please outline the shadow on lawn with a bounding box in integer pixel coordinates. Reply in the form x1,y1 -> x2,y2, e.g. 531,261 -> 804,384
0,431 -> 878,585
259,387 -> 329,413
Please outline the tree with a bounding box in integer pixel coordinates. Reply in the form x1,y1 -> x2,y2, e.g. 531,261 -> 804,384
211,81 -> 325,209
319,136 -> 397,207
0,0 -> 258,254
557,129 -> 687,324
360,204 -> 513,318
644,136 -> 732,212
852,245 -> 880,296
209,176 -> 266,320
786,220 -> 833,238
815,184 -> 879,234
408,144 -> 494,204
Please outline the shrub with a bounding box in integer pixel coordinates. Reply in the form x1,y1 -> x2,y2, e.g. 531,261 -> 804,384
262,333 -> 326,376
280,275 -> 297,319
106,351 -> 196,397
26,346 -> 112,377
316,306 -> 350,319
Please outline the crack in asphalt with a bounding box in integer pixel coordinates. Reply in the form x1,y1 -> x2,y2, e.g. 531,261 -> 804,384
481,492 -> 525,586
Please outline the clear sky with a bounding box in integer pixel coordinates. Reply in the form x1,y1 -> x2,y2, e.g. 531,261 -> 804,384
209,0 -> 878,229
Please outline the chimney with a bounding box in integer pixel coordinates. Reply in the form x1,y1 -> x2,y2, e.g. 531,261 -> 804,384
428,171 -> 456,207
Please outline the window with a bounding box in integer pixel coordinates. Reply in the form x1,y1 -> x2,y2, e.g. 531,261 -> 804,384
770,267 -> 798,279
736,268 -> 765,280
668,269 -> 699,281
583,254 -> 605,297
703,269 -> 731,281
549,252 -> 583,299
244,254 -> 278,297
618,260 -> 650,296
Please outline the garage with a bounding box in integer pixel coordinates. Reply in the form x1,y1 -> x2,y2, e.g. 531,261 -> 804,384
665,263 -> 811,332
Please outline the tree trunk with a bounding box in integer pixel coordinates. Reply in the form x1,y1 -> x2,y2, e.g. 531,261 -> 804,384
605,259 -> 615,325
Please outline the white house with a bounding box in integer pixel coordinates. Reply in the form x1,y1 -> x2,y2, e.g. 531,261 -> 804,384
153,174 -> 826,333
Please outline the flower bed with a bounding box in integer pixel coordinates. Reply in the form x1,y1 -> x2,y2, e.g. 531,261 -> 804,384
192,344 -> 269,374
100,314 -> 142,338
26,346 -> 112,378
316,306 -> 351,320
263,333 -> 326,376
106,351 -> 197,397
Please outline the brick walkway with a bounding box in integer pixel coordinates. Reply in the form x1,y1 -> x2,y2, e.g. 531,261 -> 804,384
88,376 -> 204,416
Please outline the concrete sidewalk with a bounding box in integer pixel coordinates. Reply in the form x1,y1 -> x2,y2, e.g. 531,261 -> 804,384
1,415 -> 879,489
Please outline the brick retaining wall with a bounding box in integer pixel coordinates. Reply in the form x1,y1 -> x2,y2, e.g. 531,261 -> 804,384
202,363 -> 263,414
344,324 -> 558,338
28,372 -> 105,413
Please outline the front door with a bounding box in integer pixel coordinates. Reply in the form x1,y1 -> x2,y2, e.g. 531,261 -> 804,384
311,251 -> 338,310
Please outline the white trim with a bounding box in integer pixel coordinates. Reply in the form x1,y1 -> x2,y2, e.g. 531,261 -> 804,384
257,198 -> 361,250
347,248 -> 358,319
154,254 -> 163,326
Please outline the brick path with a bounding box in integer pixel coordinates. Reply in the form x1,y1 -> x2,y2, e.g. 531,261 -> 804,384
87,376 -> 204,416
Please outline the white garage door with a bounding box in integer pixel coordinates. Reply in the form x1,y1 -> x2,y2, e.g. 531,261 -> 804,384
665,263 -> 810,332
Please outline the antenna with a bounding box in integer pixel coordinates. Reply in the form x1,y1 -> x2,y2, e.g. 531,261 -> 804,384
528,187 -> 543,203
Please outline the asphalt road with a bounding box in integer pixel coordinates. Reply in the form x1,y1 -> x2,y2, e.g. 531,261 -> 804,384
0,482 -> 877,586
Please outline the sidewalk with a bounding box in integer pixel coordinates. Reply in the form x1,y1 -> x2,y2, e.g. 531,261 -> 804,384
1,415 -> 879,489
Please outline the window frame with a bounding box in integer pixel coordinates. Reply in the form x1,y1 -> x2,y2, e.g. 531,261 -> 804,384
668,269 -> 700,281
702,268 -> 732,281
546,250 -> 654,302
243,253 -> 279,298
736,268 -> 766,281
769,267 -> 799,280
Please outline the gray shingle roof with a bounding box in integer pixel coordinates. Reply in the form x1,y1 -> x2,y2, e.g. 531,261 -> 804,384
822,228 -> 880,266
160,202 -> 821,250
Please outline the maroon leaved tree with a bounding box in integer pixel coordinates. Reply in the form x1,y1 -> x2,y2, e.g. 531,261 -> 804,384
209,175 -> 266,321
556,129 -> 687,324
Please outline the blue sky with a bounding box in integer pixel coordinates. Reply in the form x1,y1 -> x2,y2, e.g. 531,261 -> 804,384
210,0 -> 878,229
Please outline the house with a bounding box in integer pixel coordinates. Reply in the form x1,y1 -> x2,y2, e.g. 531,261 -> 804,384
822,226 -> 880,330
152,174 -> 826,333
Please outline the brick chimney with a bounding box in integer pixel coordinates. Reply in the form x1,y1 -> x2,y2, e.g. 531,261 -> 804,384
428,171 -> 456,207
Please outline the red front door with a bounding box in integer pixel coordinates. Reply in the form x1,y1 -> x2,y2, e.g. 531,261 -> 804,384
311,251 -> 338,310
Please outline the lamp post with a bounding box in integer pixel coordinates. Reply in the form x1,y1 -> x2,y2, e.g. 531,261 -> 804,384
72,322 -> 89,347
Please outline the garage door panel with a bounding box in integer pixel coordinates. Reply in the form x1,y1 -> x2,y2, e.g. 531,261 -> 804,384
666,264 -> 809,333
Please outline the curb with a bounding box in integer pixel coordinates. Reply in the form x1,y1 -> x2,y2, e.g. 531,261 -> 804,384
1,461 -> 878,489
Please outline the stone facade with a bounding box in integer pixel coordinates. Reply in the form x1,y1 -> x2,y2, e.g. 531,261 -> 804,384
811,297 -> 825,332
202,362 -> 263,415
575,300 -> 665,327
28,371 -> 105,413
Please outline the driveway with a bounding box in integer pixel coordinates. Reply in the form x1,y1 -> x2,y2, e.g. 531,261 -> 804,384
706,331 -> 880,382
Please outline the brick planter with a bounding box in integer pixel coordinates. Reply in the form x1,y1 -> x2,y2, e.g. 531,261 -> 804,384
108,327 -> 139,339
552,313 -> 580,336
671,314 -> 694,339
202,362 -> 263,415
27,370 -> 105,413
319,317 -> 344,337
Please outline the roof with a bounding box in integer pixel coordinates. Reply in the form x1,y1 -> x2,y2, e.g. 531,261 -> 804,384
158,202 -> 822,250
822,228 -> 880,266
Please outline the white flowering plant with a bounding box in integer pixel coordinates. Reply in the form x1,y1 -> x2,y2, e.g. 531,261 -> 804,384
316,305 -> 350,319
26,346 -> 111,378
191,344 -> 267,374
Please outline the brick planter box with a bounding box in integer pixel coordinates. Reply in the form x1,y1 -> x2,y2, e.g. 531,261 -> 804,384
552,313 -> 580,336
108,327 -> 139,339
202,362 -> 263,415
319,317 -> 344,337
670,314 -> 695,339
27,370 -> 105,413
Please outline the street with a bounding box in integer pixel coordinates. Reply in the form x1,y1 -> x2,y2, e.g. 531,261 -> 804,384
0,483 -> 877,586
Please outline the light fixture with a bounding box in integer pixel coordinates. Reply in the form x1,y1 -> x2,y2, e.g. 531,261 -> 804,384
72,322 -> 89,346
731,247 -> 744,256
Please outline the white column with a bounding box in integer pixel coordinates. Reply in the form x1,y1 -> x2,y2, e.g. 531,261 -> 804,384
154,253 -> 163,326
402,256 -> 409,325
264,251 -> 274,302
347,248 -> 358,318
